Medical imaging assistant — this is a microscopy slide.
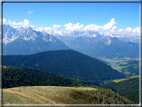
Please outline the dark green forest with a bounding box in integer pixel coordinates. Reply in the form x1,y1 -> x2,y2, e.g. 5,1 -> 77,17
2,66 -> 99,88
101,77 -> 139,104
3,66 -> 79,88
3,50 -> 125,83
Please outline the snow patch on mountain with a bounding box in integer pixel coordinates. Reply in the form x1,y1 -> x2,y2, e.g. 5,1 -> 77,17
42,37 -> 49,42
93,34 -> 97,37
3,33 -> 18,45
23,37 -> 31,41
105,39 -> 111,45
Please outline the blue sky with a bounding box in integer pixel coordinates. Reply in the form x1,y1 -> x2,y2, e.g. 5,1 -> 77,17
3,2 -> 140,36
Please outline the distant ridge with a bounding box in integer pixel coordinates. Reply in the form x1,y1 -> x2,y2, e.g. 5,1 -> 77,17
3,50 -> 126,83
65,36 -> 139,58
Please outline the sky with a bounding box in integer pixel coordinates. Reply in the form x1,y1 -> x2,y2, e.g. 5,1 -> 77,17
2,2 -> 140,36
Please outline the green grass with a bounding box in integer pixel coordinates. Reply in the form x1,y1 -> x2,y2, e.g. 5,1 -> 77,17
77,86 -> 92,88
3,86 -> 133,104
3,92 -> 39,104
112,79 -> 128,83
130,75 -> 139,78
3,86 -> 98,104
112,75 -> 139,83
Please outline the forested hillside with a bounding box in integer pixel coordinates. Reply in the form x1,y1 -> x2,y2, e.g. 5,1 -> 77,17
101,77 -> 139,103
3,50 -> 125,84
3,66 -> 99,88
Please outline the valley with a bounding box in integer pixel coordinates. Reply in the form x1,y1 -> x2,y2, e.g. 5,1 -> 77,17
98,57 -> 139,77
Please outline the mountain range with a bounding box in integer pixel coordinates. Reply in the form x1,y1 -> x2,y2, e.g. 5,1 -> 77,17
3,24 -> 139,59
3,24 -> 70,55
64,36 -> 139,58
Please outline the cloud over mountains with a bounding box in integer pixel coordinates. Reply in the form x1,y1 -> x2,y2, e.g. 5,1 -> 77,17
3,18 -> 140,37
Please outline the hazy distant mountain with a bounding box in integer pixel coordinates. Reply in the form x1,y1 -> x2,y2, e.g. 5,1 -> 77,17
54,31 -> 139,44
3,24 -> 70,55
116,35 -> 139,43
3,25 -> 139,58
3,50 -> 126,83
61,35 -> 139,58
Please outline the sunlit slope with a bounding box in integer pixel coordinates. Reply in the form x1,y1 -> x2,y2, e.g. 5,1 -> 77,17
3,86 -> 132,104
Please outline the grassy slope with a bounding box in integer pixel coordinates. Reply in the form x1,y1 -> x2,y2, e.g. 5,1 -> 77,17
3,86 -> 98,104
3,86 -> 132,104
112,75 -> 139,83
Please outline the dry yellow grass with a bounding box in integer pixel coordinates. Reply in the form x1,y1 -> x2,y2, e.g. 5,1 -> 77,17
3,86 -> 98,104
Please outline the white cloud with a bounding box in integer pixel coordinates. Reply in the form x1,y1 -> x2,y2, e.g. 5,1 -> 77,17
64,23 -> 84,31
116,27 -> 139,36
27,10 -> 34,14
63,19 -> 116,33
21,19 -> 30,27
125,27 -> 133,32
53,24 -> 61,30
34,25 -> 63,36
34,27 -> 45,32
103,18 -> 116,30
3,18 -> 140,37
3,18 -> 6,24
64,23 -> 73,29
7,19 -> 30,27
44,27 -> 52,31
132,27 -> 140,33
84,24 -> 102,31
118,29 -> 123,32
44,27 -> 52,35
73,23 -> 84,31
112,26 -> 117,30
